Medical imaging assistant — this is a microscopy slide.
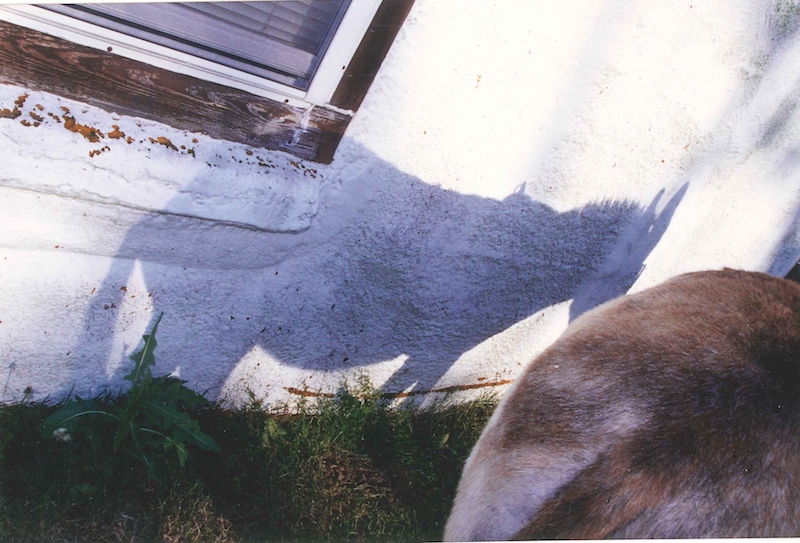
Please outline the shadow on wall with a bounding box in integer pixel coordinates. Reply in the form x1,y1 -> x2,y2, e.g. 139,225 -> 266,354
740,4 -> 800,278
770,195 -> 800,278
72,140 -> 683,401
68,0 -> 800,401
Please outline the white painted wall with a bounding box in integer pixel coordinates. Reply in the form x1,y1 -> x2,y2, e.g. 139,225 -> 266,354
2,0 -> 800,407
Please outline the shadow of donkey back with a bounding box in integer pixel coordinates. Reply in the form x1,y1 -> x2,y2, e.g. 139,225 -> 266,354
445,269 -> 800,540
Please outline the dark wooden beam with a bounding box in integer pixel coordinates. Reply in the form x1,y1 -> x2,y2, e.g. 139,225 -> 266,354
330,0 -> 417,112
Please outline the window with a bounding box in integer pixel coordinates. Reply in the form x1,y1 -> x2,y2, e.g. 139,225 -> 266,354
0,0 -> 415,161
0,1 -> 382,107
43,2 -> 353,92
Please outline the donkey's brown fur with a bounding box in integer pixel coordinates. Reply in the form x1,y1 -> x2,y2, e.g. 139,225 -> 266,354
444,269 -> 800,540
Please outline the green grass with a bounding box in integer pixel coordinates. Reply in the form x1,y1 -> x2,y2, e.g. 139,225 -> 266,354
0,380 -> 497,543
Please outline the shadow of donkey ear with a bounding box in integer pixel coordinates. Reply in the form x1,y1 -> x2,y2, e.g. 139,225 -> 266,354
568,182 -> 689,321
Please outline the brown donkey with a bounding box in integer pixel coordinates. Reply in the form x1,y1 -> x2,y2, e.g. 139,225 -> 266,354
444,269 -> 800,540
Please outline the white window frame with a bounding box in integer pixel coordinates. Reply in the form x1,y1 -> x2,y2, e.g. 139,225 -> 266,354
0,0 -> 382,110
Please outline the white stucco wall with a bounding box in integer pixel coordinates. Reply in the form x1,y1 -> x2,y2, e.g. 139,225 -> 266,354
2,0 -> 800,408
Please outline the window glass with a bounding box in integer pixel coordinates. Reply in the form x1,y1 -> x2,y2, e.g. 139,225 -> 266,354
42,1 -> 351,90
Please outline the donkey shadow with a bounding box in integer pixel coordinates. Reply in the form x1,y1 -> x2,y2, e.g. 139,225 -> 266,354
73,141 -> 685,400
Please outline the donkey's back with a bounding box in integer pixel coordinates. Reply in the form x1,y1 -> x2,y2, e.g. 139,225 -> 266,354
444,269 -> 800,540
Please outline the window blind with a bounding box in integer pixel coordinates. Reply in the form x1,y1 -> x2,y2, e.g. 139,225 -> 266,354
43,1 -> 351,90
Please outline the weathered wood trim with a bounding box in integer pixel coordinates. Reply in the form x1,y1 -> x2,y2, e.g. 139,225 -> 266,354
0,20 -> 351,163
330,0 -> 416,112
